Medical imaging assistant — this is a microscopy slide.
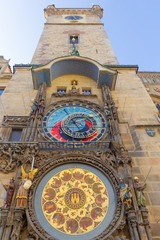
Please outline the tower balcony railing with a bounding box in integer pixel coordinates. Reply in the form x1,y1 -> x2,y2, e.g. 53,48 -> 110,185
38,141 -> 110,150
0,141 -> 110,150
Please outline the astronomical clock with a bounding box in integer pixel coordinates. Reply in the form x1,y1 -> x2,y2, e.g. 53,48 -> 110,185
26,100 -> 123,240
42,102 -> 107,142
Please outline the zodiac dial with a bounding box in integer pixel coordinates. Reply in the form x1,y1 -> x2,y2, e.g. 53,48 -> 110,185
34,164 -> 117,240
41,168 -> 109,235
42,103 -> 107,142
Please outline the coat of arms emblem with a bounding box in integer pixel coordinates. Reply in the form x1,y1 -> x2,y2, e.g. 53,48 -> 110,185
145,128 -> 156,137
154,88 -> 160,93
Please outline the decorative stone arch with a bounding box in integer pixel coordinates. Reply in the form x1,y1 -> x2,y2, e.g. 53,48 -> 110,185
31,56 -> 117,90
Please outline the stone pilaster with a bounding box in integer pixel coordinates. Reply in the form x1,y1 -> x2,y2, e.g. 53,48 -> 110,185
0,209 -> 9,239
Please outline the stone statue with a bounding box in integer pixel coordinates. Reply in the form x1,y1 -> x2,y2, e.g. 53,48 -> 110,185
38,99 -> 45,115
69,86 -> 80,95
104,104 -> 111,116
70,38 -> 80,56
119,178 -> 132,208
133,176 -> 146,207
31,101 -> 38,116
111,104 -> 118,117
1,177 -> 15,209
16,166 -> 38,208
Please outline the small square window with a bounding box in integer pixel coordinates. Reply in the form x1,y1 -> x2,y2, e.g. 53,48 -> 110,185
70,35 -> 79,44
57,89 -> 66,94
156,104 -> 160,113
9,129 -> 22,142
0,89 -> 4,96
82,89 -> 91,95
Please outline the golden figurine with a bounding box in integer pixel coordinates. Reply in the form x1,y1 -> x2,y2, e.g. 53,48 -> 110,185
16,164 -> 38,209
72,80 -> 77,86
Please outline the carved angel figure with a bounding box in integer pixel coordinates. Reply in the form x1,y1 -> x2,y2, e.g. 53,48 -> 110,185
16,166 -> 38,208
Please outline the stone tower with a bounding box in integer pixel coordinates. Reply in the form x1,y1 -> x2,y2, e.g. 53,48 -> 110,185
31,5 -> 118,65
0,4 -> 159,240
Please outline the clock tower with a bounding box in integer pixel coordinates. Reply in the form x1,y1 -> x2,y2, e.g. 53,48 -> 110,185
31,5 -> 118,65
0,4 -> 159,240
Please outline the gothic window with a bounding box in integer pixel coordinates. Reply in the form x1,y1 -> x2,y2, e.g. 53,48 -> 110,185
82,89 -> 91,95
57,88 -> 66,94
156,104 -> 160,114
9,129 -> 22,142
0,89 -> 4,96
70,35 -> 79,44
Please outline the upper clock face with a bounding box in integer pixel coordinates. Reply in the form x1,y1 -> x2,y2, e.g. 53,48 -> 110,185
42,103 -> 107,142
65,16 -> 83,20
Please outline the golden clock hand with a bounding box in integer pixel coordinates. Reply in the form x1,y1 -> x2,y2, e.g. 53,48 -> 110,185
64,109 -> 81,130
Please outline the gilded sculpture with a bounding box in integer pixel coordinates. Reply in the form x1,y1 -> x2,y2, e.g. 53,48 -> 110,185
16,166 -> 38,208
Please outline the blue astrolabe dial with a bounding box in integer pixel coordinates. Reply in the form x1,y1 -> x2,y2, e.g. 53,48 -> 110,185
42,103 -> 107,142
65,16 -> 83,20
62,113 -> 97,139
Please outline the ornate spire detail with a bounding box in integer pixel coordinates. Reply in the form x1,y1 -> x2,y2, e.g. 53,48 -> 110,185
70,38 -> 80,56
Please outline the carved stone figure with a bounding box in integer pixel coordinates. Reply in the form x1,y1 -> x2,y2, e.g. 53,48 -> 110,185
104,104 -> 111,116
111,104 -> 118,117
16,166 -> 38,208
1,177 -> 15,209
70,38 -> 79,56
38,99 -> 45,115
133,176 -> 146,207
69,85 -> 80,95
11,209 -> 25,240
119,178 -> 132,208
31,101 -> 38,116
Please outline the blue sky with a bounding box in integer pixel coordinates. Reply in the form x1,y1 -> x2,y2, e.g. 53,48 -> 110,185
0,0 -> 160,71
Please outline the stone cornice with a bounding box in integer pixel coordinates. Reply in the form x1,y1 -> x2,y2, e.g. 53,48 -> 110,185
44,23 -> 104,26
44,5 -> 103,19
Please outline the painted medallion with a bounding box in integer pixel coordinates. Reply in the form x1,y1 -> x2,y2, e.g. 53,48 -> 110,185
145,128 -> 156,137
65,16 -> 83,20
42,103 -> 107,142
41,168 -> 109,235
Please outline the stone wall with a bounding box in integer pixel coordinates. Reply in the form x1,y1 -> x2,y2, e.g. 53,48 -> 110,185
46,74 -> 103,106
31,14 -> 118,65
112,69 -> 160,239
